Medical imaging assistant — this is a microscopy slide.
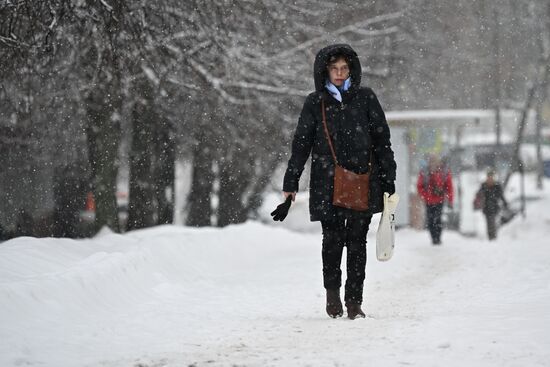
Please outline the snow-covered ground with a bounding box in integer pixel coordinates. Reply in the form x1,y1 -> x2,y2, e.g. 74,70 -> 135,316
1,182 -> 550,367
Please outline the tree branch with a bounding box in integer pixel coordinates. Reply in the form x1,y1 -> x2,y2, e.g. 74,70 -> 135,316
267,11 -> 402,60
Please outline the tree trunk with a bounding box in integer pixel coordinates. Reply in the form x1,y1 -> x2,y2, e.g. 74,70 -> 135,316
53,164 -> 88,237
185,134 -> 215,227
535,92 -> 547,189
535,6 -> 550,189
503,83 -> 538,189
86,88 -> 121,232
217,149 -> 249,227
244,153 -> 282,217
127,86 -> 156,230
153,122 -> 175,224
503,58 -> 550,189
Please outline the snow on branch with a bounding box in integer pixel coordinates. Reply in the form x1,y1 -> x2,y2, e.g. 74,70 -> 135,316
270,12 -> 402,60
99,0 -> 113,12
0,35 -> 25,47
351,26 -> 400,38
187,57 -> 309,104
286,3 -> 333,17
224,81 -> 309,97
187,57 -> 250,105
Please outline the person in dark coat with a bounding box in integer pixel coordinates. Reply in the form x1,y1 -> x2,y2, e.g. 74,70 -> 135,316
477,169 -> 508,240
281,44 -> 397,319
417,154 -> 454,245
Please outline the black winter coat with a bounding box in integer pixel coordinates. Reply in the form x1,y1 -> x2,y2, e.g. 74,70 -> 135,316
480,182 -> 507,216
283,44 -> 397,221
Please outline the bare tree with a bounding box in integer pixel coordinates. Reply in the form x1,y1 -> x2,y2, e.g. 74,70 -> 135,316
503,0 -> 550,189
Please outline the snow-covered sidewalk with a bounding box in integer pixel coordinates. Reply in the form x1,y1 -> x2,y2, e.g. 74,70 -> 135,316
1,196 -> 550,366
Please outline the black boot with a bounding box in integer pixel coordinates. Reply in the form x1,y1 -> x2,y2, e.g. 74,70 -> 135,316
326,289 -> 343,318
346,303 -> 365,320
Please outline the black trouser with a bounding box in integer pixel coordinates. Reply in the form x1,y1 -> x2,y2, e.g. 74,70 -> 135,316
320,216 -> 372,305
485,213 -> 497,240
426,203 -> 443,244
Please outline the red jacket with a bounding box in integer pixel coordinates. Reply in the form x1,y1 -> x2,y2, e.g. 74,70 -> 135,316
417,169 -> 454,205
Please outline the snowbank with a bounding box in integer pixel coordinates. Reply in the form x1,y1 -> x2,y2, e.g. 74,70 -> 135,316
1,183 -> 550,366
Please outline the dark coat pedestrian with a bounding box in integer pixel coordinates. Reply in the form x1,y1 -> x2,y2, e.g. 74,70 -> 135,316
477,170 -> 508,240
281,44 -> 397,319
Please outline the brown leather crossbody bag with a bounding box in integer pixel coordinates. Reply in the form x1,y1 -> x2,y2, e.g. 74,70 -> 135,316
321,99 -> 371,211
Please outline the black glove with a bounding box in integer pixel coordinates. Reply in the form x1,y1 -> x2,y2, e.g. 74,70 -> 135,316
271,195 -> 293,221
380,181 -> 395,195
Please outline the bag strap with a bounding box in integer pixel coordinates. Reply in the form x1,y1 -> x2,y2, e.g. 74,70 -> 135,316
321,99 -> 373,169
321,99 -> 338,164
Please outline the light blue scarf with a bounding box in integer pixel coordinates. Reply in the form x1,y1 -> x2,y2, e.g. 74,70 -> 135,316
325,77 -> 351,102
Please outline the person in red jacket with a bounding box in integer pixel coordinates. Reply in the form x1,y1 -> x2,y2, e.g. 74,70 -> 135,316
417,155 -> 454,245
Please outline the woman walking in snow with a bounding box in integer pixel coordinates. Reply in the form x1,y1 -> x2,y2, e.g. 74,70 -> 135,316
276,44 -> 396,319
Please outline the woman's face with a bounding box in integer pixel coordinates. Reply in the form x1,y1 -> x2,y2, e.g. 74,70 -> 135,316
327,58 -> 350,87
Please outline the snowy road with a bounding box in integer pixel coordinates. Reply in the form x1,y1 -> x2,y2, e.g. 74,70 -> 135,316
1,197 -> 550,366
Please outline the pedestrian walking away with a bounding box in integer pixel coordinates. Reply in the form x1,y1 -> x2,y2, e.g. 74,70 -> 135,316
417,154 -> 453,245
280,44 -> 397,319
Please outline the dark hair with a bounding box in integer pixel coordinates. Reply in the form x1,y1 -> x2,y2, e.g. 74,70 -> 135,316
327,53 -> 351,67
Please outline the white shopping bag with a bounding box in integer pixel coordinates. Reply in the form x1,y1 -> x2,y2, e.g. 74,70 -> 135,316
376,192 -> 400,261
